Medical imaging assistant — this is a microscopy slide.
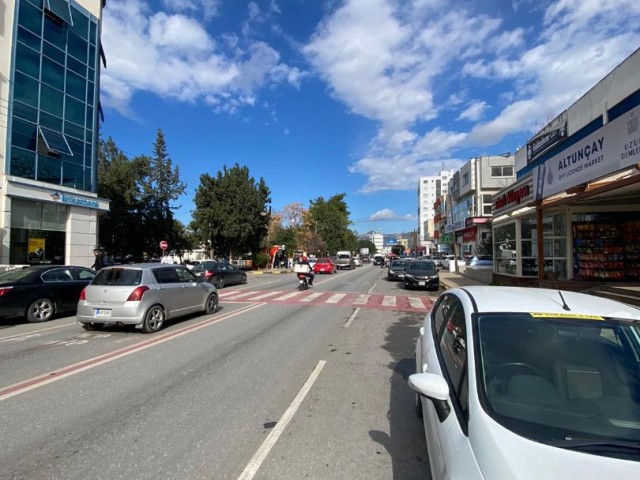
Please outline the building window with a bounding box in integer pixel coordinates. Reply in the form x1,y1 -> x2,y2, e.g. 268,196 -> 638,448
494,223 -> 517,275
521,214 -> 567,279
10,0 -> 99,192
491,165 -> 514,177
462,172 -> 469,186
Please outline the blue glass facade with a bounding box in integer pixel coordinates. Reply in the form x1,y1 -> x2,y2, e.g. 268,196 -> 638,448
9,0 -> 99,192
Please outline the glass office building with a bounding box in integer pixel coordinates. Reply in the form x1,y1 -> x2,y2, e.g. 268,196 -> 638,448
1,0 -> 109,267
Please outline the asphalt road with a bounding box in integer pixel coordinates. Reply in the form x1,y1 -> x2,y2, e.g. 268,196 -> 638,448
0,264 -> 440,480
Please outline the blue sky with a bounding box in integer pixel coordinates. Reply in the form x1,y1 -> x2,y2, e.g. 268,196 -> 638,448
99,0 -> 640,235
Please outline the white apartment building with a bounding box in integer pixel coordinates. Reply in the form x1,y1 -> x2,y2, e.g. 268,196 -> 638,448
369,231 -> 384,253
417,171 -> 453,242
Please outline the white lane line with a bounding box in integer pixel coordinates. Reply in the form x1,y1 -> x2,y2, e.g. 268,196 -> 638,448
353,294 -> 369,305
222,291 -> 262,299
273,292 -> 304,301
300,292 -> 324,302
409,297 -> 425,309
0,321 -> 76,342
248,291 -> 282,300
344,308 -> 360,328
325,293 -> 346,304
237,360 -> 327,480
382,295 -> 396,307
0,303 -> 264,402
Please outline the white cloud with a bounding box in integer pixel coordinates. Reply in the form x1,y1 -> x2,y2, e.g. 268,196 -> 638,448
457,101 -> 487,122
101,0 -> 304,117
369,209 -> 415,222
162,0 -> 221,21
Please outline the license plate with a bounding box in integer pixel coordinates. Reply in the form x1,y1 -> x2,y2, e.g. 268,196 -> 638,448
95,309 -> 111,318
418,281 -> 425,286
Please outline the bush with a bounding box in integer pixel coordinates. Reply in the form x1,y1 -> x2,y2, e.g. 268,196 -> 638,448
253,252 -> 269,269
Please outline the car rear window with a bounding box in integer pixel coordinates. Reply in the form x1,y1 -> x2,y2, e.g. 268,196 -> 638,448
0,269 -> 32,282
92,268 -> 142,286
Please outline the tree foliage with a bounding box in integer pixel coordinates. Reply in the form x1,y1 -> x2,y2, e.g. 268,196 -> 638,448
307,194 -> 353,254
192,163 -> 271,259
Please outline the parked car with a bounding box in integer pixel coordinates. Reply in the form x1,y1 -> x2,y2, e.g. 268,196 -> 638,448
353,256 -> 363,267
313,257 -> 336,274
465,255 -> 493,267
444,254 -> 464,269
404,260 -> 439,290
191,260 -> 247,288
409,286 -> 640,480
0,265 -> 96,323
432,255 -> 446,269
386,259 -> 407,281
77,264 -> 218,333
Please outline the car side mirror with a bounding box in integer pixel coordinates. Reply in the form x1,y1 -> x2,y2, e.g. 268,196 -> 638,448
409,373 -> 452,422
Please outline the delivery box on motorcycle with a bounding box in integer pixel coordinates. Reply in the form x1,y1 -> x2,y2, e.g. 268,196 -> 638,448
294,264 -> 310,274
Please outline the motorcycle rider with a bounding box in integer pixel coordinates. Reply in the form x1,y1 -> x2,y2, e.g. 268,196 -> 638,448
296,254 -> 314,286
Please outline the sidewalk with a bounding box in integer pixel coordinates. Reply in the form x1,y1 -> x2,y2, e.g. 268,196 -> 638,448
439,270 -> 490,290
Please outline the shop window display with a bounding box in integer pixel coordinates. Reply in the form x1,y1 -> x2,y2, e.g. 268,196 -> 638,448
574,220 -> 640,281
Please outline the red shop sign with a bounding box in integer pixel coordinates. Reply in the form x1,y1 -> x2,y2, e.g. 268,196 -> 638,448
462,228 -> 477,243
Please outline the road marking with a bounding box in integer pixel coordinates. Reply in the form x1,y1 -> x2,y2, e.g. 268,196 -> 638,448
273,292 -> 303,301
344,308 -> 360,328
0,303 -> 263,402
409,297 -> 426,309
353,294 -> 369,305
237,360 -> 327,480
221,290 -> 261,299
0,321 -> 77,342
382,295 -> 396,307
325,293 -> 346,304
300,292 -> 324,302
249,291 -> 282,300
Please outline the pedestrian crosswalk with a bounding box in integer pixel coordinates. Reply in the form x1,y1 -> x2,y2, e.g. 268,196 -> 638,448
219,289 -> 434,311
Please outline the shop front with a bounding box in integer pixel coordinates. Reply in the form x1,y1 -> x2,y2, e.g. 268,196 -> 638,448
1,177 -> 109,268
492,103 -> 640,286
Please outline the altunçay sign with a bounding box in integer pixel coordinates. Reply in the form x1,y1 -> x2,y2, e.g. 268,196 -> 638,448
533,105 -> 640,200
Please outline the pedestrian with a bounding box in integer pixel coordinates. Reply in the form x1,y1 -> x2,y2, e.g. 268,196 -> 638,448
91,248 -> 106,271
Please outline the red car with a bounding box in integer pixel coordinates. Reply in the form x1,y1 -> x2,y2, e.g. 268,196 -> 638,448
313,257 -> 336,274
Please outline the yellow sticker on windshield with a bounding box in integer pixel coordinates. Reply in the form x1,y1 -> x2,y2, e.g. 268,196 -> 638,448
530,312 -> 604,320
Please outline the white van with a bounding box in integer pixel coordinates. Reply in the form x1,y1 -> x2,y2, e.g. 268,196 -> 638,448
335,251 -> 355,270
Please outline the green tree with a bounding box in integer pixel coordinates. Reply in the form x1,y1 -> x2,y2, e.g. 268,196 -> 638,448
307,194 -> 352,254
357,239 -> 377,255
193,163 -> 271,259
136,129 -> 186,255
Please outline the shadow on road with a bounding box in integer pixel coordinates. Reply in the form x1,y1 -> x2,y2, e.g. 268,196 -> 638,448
369,312 -> 432,480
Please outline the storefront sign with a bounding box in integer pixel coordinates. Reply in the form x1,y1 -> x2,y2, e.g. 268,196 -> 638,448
533,105 -> 640,200
527,123 -> 567,164
57,193 -> 99,208
493,178 -> 534,215
440,234 -> 452,243
462,228 -> 477,243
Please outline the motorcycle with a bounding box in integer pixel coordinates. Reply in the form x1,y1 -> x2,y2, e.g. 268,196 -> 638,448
297,273 -> 309,290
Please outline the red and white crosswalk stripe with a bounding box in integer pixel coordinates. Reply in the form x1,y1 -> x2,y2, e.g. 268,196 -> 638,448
219,289 -> 433,311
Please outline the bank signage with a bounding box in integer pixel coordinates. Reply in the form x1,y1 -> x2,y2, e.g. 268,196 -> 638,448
533,105 -> 640,200
527,122 -> 567,164
53,192 -> 100,208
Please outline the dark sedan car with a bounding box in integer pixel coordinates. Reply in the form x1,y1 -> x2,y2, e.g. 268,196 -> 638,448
191,260 -> 247,288
0,265 -> 96,322
387,259 -> 407,281
403,260 -> 439,290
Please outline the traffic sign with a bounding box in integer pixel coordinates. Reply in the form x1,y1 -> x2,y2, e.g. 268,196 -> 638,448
160,240 -> 168,250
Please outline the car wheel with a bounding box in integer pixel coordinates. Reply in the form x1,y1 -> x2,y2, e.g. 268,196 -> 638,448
26,298 -> 55,323
405,281 -> 411,290
82,322 -> 104,331
142,305 -> 165,333
215,277 -> 225,289
240,274 -> 247,284
205,293 -> 218,314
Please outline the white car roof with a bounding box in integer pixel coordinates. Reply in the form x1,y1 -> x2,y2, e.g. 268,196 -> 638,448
456,286 -> 640,320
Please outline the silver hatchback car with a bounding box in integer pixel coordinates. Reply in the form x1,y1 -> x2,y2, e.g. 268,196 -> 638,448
77,264 -> 218,333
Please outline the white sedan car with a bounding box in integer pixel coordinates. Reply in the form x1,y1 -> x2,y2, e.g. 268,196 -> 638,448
409,286 -> 640,480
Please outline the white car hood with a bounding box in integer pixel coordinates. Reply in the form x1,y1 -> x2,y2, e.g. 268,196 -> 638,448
471,412 -> 639,480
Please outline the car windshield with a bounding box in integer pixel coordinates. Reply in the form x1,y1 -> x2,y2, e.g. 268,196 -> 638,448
476,313 -> 640,450
93,268 -> 142,286
389,260 -> 405,268
407,262 -> 436,274
337,254 -> 350,260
